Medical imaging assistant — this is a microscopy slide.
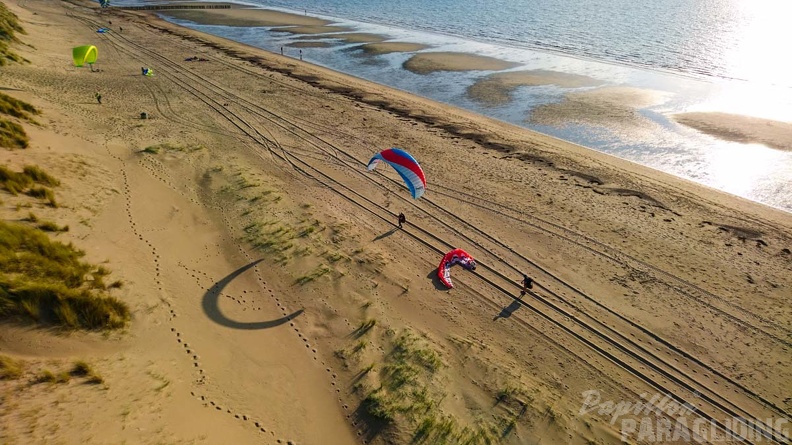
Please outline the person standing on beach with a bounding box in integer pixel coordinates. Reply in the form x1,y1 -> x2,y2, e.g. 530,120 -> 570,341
398,212 -> 406,229
280,46 -> 283,55
95,92 -> 102,104
519,274 -> 533,297
299,49 -> 302,60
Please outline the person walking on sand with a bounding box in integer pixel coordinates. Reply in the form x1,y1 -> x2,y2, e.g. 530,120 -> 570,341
519,274 -> 533,297
299,49 -> 303,60
95,92 -> 102,104
398,212 -> 406,229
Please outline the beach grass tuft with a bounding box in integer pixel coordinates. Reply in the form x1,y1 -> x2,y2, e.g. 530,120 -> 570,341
0,92 -> 37,149
1,165 -> 59,205
0,92 -> 38,122
36,369 -> 71,384
0,354 -> 23,379
294,264 -> 331,284
141,142 -> 204,154
0,119 -> 29,149
71,361 -> 104,384
0,3 -> 27,66
0,221 -> 129,330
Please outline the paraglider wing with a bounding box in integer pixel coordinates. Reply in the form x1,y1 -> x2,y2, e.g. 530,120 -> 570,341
437,248 -> 477,289
72,45 -> 98,67
367,148 -> 426,199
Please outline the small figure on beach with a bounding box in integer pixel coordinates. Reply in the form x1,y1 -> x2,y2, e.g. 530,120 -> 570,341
519,274 -> 533,297
120,26 -> 123,33
299,49 -> 303,60
95,92 -> 102,104
280,46 -> 283,55
398,212 -> 406,229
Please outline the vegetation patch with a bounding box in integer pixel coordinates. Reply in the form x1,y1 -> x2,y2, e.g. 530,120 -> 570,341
0,3 -> 27,66
0,92 -> 38,123
140,142 -> 204,154
70,360 -> 104,384
0,119 -> 29,149
0,354 -> 23,379
0,165 -> 59,205
350,329 -> 500,443
0,221 -> 129,330
35,369 -> 71,384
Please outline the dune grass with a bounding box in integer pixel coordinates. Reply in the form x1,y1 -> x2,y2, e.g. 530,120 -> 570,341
35,369 -> 71,384
0,3 -> 27,66
0,221 -> 129,330
0,164 -> 59,206
140,142 -> 204,154
0,119 -> 29,149
71,360 -> 104,384
353,329 -> 500,444
0,93 -> 38,149
0,354 -> 23,379
0,92 -> 38,123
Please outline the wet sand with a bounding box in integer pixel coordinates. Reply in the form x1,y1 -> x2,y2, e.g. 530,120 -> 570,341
467,69 -> 604,106
530,86 -> 670,128
674,112 -> 792,151
359,42 -> 430,55
160,6 -> 331,27
402,52 -> 520,74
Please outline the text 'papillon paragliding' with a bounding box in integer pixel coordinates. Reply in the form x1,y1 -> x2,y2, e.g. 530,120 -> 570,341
367,148 -> 426,199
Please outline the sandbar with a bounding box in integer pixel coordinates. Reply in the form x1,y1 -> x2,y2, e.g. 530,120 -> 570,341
467,69 -> 603,106
271,25 -> 352,35
359,42 -> 429,55
402,52 -> 519,74
530,86 -> 668,128
673,112 -> 792,151
159,8 -> 331,27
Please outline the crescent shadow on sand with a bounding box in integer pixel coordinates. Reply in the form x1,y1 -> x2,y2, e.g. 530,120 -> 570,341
202,259 -> 303,330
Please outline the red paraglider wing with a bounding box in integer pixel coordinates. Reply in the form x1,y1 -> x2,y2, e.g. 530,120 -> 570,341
437,248 -> 476,289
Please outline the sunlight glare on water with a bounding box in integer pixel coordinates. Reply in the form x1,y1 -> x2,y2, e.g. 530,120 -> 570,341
706,141 -> 788,199
724,0 -> 792,88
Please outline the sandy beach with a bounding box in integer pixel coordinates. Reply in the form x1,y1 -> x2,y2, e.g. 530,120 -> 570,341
1,1 -> 790,444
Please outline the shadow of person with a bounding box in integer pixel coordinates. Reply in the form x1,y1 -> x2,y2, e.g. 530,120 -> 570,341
202,258 -> 303,330
493,300 -> 522,321
372,227 -> 399,241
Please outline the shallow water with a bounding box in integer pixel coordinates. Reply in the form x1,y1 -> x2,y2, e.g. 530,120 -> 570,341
113,0 -> 792,213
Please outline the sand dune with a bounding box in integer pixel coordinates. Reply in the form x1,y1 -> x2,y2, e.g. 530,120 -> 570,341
1,1 -> 790,444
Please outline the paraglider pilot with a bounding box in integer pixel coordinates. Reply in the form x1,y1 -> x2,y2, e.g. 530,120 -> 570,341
519,274 -> 533,297
398,212 -> 406,229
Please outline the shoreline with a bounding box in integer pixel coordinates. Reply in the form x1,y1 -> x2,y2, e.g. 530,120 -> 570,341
141,6 -> 792,219
152,3 -> 792,213
2,1 -> 790,444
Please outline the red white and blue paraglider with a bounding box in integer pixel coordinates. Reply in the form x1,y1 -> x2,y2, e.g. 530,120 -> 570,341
367,148 -> 426,199
438,248 -> 477,289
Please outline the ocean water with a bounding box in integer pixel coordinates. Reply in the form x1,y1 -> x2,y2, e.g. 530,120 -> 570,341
112,0 -> 792,213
